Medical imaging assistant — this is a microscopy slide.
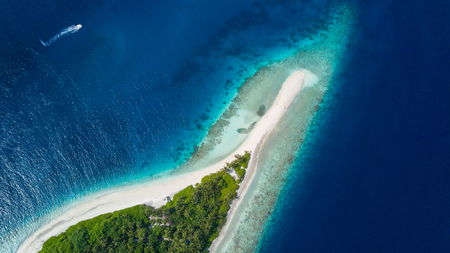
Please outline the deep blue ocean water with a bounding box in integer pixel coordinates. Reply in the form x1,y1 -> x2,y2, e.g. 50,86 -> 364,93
261,1 -> 450,252
1,0 -> 449,252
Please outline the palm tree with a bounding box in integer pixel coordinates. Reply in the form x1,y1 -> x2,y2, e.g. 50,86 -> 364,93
184,209 -> 190,219
204,220 -> 212,232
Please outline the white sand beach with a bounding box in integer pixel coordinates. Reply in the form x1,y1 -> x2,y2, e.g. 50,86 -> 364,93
17,70 -> 307,253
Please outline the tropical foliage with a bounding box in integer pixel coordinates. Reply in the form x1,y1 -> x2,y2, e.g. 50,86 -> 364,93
40,152 -> 250,253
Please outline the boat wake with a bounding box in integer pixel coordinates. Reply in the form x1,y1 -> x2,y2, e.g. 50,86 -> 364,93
40,24 -> 82,47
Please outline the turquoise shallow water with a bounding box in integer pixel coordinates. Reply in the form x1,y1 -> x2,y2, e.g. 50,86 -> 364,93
0,0 -> 344,252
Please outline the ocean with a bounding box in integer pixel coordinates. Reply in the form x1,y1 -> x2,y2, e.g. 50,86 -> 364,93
1,0 -> 449,252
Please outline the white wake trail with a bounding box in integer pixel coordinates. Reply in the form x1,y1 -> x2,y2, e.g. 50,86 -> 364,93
40,24 -> 82,47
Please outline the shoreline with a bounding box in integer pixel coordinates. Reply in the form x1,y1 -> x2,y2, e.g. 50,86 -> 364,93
209,135 -> 264,252
209,68 -> 318,251
17,70 -> 306,253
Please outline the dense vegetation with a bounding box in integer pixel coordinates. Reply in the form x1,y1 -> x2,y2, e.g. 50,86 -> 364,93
40,152 -> 250,253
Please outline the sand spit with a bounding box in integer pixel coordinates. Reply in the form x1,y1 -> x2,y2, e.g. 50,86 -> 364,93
17,70 -> 306,253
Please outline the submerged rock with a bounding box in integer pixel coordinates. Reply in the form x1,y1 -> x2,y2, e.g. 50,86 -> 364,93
237,122 -> 257,134
247,122 -> 256,131
256,105 -> 266,116
237,128 -> 249,134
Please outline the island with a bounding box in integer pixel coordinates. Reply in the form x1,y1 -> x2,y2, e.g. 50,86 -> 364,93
40,152 -> 250,253
18,70 -> 310,253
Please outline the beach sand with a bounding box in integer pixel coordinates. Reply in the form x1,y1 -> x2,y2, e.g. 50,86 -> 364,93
17,70 -> 306,253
